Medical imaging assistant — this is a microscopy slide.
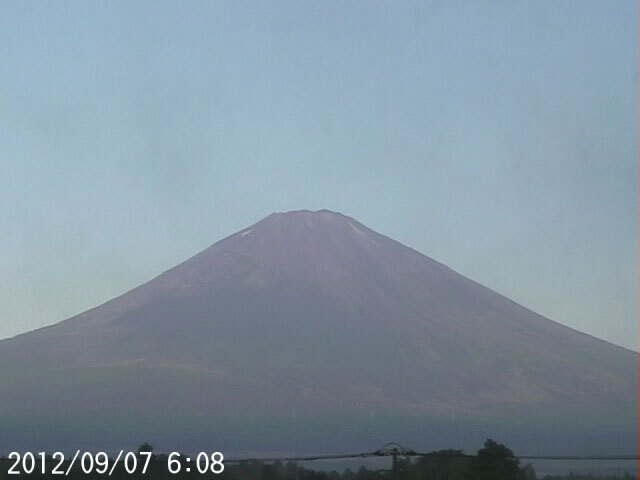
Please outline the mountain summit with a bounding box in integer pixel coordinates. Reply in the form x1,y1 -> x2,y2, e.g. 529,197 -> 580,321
0,210 -> 636,453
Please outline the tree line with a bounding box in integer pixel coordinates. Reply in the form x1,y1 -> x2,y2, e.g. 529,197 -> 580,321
0,439 -> 635,480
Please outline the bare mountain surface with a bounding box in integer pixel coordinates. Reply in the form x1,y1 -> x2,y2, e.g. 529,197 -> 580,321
0,210 -> 635,453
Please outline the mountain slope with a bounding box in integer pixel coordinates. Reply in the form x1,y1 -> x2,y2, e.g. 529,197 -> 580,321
0,210 -> 636,453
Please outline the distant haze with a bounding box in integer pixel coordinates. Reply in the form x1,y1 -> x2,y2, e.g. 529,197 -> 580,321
0,2 -> 636,350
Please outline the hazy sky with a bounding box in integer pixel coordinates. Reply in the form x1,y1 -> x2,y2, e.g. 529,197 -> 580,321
0,1 -> 636,350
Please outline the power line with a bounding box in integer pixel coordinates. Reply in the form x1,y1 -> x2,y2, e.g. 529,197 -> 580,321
225,452 -> 372,463
225,444 -> 639,464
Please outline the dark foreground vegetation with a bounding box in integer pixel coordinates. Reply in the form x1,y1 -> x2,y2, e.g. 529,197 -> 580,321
0,440 -> 635,480
540,476 -> 637,480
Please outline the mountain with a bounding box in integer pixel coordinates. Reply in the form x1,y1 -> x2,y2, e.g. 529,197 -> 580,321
0,210 -> 636,454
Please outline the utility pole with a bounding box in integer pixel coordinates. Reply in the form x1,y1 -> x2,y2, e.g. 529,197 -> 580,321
391,449 -> 398,479
374,443 -> 416,480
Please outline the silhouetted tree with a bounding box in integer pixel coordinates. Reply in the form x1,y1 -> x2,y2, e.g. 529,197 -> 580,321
469,439 -> 521,480
409,449 -> 469,480
137,442 -> 154,454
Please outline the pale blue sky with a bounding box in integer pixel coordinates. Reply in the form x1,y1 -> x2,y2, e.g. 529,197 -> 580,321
0,1 -> 636,349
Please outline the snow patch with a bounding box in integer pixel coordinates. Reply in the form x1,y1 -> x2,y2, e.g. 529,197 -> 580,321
349,222 -> 365,236
240,229 -> 253,236
350,222 -> 379,246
